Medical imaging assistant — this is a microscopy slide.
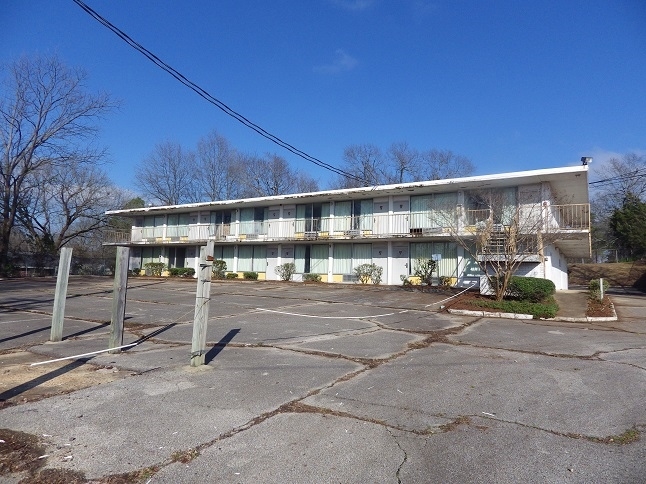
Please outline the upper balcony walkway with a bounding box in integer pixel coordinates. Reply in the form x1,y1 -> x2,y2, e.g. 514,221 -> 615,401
105,203 -> 590,246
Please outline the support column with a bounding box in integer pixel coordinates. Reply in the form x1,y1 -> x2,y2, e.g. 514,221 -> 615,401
51,247 -> 73,342
109,247 -> 130,353
191,241 -> 214,367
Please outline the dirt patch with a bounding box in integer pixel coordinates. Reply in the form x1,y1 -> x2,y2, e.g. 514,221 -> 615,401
587,295 -> 615,318
569,261 -> 646,291
443,291 -> 493,312
0,429 -> 89,483
0,351 -> 132,409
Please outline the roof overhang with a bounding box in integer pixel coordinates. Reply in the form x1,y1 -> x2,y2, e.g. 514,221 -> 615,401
107,165 -> 590,217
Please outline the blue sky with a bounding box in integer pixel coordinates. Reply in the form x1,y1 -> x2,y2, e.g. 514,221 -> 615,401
2,0 -> 645,192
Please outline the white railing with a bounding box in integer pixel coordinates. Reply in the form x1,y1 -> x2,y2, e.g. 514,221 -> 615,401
103,204 -> 590,245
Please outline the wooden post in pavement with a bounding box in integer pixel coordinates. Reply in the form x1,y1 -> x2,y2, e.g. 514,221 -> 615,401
191,241 -> 214,367
51,247 -> 73,342
109,247 -> 130,353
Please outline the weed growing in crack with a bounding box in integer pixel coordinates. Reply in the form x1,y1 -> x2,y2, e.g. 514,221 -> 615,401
171,448 -> 200,464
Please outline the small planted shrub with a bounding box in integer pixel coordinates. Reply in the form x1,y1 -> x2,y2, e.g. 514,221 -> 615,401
225,272 -> 239,279
303,273 -> 322,282
353,263 -> 383,284
439,276 -> 453,288
243,271 -> 258,280
400,274 -> 413,286
143,262 -> 166,276
506,276 -> 555,302
129,267 -> 141,277
168,267 -> 195,278
589,278 -> 610,301
212,260 -> 227,279
413,258 -> 437,287
275,262 -> 296,281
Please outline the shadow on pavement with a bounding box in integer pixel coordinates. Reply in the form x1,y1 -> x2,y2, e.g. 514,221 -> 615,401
205,328 -> 240,364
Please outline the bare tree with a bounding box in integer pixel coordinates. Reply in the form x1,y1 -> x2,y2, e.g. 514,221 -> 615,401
135,141 -> 199,205
17,161 -> 125,270
590,153 -> 646,260
0,55 -> 115,273
335,144 -> 475,188
419,149 -> 475,180
437,189 -> 563,301
387,141 -> 420,183
241,153 -> 319,197
196,130 -> 243,201
333,144 -> 386,188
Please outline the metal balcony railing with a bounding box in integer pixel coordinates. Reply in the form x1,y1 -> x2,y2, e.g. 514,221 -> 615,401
103,203 -> 590,245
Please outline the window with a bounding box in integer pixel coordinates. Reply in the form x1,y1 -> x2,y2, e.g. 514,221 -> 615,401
334,200 -> 372,231
410,242 -> 457,278
295,244 -> 328,274
143,215 -> 165,238
296,203 -> 330,232
240,207 -> 268,235
213,246 -> 235,272
141,246 -> 162,267
168,246 -> 186,268
333,243 -> 372,274
211,210 -> 233,237
166,213 -> 189,238
237,245 -> 267,272
466,188 -> 517,225
410,193 -> 457,229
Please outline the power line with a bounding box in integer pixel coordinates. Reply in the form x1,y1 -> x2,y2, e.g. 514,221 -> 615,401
589,169 -> 646,187
72,0 -> 369,185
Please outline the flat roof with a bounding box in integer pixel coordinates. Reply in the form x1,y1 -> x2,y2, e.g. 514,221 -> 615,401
108,165 -> 589,216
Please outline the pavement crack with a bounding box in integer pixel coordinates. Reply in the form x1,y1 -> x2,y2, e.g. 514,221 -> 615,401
386,427 -> 408,483
475,414 -> 643,445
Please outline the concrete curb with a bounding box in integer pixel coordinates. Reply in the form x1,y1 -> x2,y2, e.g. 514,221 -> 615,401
447,309 -> 534,320
448,303 -> 618,323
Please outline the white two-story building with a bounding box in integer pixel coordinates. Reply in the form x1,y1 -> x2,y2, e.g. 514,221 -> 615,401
105,165 -> 591,289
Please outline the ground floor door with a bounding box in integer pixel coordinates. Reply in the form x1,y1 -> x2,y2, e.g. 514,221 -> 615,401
266,245 -> 279,280
391,244 -> 409,284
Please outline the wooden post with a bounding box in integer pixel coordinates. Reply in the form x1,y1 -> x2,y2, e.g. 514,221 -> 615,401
191,241 -> 214,367
51,247 -> 73,342
109,247 -> 130,353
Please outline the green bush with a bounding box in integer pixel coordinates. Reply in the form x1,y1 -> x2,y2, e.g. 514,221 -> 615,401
506,276 -> 555,302
243,271 -> 258,280
303,273 -> 322,282
129,267 -> 141,276
168,267 -> 195,277
439,276 -> 453,288
275,262 -> 296,281
413,258 -> 437,286
472,297 -> 559,319
589,278 -> 610,300
353,263 -> 383,284
212,260 -> 227,279
143,262 -> 166,276
225,272 -> 239,279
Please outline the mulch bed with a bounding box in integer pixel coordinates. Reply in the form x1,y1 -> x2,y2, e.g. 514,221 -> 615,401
444,291 -> 616,318
586,295 -> 615,318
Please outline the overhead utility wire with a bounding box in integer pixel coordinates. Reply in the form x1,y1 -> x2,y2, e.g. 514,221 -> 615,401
72,0 -> 369,185
589,169 -> 646,186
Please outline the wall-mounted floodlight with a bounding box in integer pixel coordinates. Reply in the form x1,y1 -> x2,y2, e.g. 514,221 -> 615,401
581,157 -> 593,165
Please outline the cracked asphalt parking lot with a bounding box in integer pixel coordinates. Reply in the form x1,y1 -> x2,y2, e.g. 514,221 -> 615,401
0,277 -> 645,483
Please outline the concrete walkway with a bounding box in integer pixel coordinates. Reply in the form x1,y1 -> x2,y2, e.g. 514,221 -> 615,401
0,277 -> 644,483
